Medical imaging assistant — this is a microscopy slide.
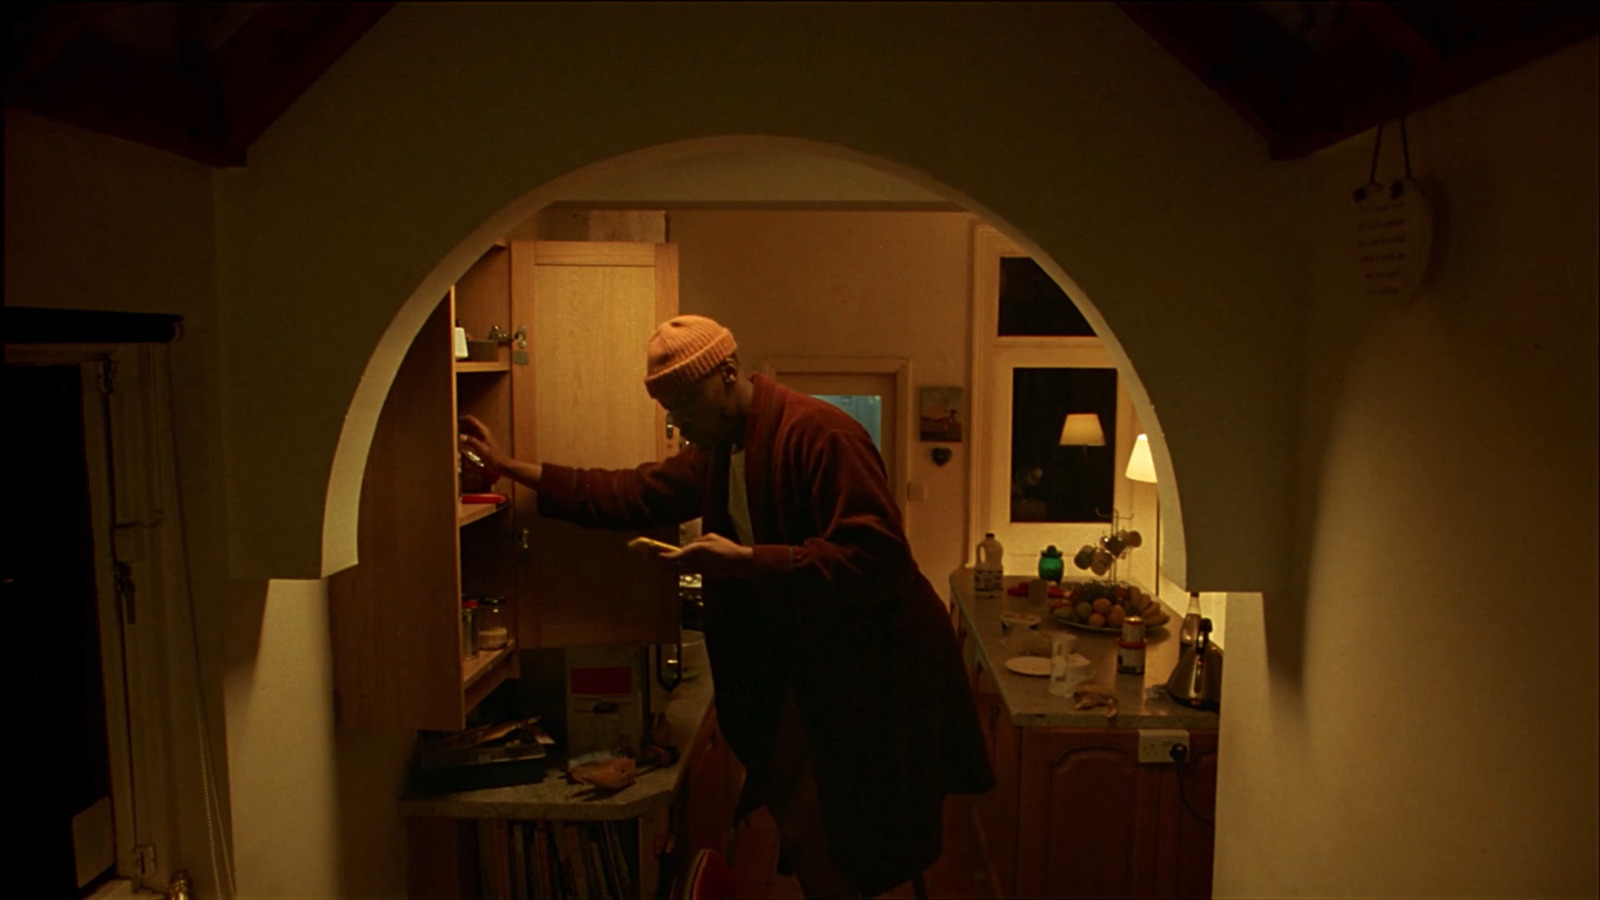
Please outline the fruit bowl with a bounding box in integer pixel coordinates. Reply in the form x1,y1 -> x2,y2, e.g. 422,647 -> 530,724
1045,580 -> 1169,633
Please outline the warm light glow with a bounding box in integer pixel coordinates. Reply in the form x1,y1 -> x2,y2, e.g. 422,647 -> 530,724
1058,413 -> 1106,446
1125,433 -> 1157,483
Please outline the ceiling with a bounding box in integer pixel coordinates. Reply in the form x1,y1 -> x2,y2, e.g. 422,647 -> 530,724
1121,1 -> 1599,158
5,2 -> 1596,168
4,2 -> 393,167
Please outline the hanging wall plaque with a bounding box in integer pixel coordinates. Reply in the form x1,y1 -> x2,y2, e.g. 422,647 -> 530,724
1351,117 -> 1433,302
1352,177 -> 1433,302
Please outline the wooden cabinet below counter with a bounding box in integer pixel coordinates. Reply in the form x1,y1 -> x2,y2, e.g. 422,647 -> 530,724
951,569 -> 1218,899
1015,728 -> 1216,899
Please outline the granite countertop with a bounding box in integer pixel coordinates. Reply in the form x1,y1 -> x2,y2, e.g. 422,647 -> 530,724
400,670 -> 714,821
950,568 -> 1220,731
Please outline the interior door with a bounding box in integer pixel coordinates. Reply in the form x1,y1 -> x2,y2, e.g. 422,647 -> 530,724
6,361 -> 130,898
765,370 -> 903,513
510,241 -> 680,648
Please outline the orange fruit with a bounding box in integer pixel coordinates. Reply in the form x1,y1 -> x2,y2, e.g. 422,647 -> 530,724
1088,613 -> 1107,628
1092,597 -> 1112,615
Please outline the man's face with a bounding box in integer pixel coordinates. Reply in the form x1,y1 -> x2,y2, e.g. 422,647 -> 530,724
661,362 -> 738,448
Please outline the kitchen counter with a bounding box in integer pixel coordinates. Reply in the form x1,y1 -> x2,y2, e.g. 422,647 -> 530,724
399,669 -> 714,821
950,568 -> 1220,730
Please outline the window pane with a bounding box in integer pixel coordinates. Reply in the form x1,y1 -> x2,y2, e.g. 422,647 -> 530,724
811,394 -> 883,452
1010,368 -> 1115,523
998,257 -> 1096,337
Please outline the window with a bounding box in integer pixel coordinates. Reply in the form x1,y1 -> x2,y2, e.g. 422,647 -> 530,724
968,225 -> 1139,574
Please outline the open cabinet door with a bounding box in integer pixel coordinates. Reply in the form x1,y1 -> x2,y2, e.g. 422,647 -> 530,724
510,241 -> 681,648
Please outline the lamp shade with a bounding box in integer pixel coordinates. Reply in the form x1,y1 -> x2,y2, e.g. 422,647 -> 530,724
1059,413 -> 1106,447
1125,433 -> 1157,483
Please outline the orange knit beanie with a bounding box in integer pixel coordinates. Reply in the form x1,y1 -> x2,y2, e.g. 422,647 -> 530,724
643,315 -> 738,401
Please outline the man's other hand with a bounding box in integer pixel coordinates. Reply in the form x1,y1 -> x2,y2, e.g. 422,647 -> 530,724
662,533 -> 755,579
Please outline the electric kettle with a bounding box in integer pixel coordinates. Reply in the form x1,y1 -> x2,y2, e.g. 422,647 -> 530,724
1166,617 -> 1223,710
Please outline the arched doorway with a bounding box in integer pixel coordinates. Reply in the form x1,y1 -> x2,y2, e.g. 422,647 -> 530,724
325,137 -> 1184,594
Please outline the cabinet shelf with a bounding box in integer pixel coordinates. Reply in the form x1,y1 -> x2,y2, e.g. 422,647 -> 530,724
461,642 -> 518,712
457,500 -> 507,527
454,360 -> 510,374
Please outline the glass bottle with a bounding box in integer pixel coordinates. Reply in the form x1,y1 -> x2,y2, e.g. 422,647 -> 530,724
1179,591 -> 1203,648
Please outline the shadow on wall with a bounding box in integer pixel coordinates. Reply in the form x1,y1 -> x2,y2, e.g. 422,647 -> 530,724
1272,139 -> 1458,693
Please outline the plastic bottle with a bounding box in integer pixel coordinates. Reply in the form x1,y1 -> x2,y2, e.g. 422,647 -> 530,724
975,532 -> 1005,599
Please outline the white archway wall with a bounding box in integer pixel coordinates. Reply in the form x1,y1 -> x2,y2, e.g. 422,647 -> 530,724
214,1 -> 1310,592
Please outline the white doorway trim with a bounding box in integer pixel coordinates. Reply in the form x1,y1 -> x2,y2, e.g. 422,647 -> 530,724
761,357 -> 914,526
5,343 -> 233,898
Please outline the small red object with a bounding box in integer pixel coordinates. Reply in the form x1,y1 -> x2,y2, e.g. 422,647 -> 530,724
460,492 -> 507,504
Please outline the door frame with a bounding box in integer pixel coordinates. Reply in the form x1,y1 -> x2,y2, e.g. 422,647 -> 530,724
762,357 -> 914,525
5,342 -> 229,896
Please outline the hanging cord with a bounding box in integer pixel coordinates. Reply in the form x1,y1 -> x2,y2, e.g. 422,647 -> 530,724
1170,744 -> 1215,827
1354,121 -> 1385,202
1367,121 -> 1385,188
1390,114 -> 1415,198
155,347 -> 237,900
1399,115 -> 1413,180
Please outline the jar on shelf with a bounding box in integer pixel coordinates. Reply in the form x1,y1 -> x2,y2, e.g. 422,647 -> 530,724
460,596 -> 479,660
476,595 -> 510,651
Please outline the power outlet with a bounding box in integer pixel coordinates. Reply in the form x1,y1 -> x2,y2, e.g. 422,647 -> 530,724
1137,728 -> 1190,764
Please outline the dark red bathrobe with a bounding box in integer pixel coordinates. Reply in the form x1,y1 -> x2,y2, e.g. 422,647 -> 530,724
536,373 -> 993,895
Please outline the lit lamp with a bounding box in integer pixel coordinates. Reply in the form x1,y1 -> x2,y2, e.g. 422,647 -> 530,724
1059,413 -> 1106,447
1125,433 -> 1160,595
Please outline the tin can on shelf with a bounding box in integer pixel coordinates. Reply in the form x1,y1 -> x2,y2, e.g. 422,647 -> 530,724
1117,615 -> 1147,675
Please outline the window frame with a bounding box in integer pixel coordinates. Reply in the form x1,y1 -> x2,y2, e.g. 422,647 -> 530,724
967,225 -> 1137,577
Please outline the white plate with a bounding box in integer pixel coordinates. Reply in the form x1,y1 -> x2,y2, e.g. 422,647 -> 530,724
1005,656 -> 1052,677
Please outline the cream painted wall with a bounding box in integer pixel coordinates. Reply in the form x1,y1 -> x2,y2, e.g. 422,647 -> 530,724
223,579 -> 336,898
669,210 -> 974,595
1214,37 -> 1599,898
212,1 -> 1310,597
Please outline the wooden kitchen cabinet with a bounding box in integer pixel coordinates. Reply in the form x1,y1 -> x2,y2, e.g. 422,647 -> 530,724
328,241 -> 681,730
950,581 -> 1217,899
1012,728 -> 1217,899
961,621 -> 1023,898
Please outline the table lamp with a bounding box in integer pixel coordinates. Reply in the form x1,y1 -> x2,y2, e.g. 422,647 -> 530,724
1125,433 -> 1159,593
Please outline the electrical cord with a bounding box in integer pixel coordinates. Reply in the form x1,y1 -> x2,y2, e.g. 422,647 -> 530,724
1169,744 -> 1215,827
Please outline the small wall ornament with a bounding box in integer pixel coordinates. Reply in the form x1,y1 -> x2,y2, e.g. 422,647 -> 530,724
1352,117 -> 1433,303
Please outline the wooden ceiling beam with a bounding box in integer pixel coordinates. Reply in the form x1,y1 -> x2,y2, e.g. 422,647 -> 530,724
1346,1 -> 1444,68
1271,2 -> 1599,159
1118,1 -> 1311,148
215,2 -> 393,157
8,32 -> 237,166
4,2 -> 123,95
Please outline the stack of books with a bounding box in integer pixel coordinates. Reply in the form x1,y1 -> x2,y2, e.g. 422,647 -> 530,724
476,819 -> 637,900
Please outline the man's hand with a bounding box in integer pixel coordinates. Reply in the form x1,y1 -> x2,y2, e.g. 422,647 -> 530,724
662,533 -> 756,579
458,414 -> 513,479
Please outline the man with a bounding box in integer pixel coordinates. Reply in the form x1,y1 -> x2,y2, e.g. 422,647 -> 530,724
459,314 -> 993,898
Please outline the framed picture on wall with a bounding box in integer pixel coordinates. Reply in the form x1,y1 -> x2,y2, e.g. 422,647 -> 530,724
919,386 -> 964,442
